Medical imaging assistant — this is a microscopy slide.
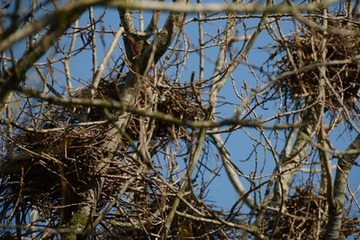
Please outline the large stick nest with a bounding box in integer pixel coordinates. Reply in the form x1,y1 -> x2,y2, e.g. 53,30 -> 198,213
0,124 -> 111,210
273,20 -> 360,113
265,187 -> 360,239
73,78 -> 204,138
0,76 -> 213,237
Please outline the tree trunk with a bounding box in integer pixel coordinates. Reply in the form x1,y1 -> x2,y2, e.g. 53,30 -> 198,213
325,133 -> 360,239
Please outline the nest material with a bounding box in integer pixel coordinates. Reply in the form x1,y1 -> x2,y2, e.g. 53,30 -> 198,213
2,124 -> 110,207
274,21 -> 360,112
1,128 -> 224,238
1,78 -> 204,198
140,83 -> 203,138
266,187 -> 360,239
0,76 -> 207,237
74,79 -> 204,138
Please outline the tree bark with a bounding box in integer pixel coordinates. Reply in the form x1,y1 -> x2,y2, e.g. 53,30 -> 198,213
325,133 -> 360,239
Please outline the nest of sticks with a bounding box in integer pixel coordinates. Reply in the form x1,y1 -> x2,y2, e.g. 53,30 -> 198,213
273,19 -> 360,114
73,78 -> 204,138
1,123 -> 111,209
265,187 -> 360,239
0,76 -> 206,235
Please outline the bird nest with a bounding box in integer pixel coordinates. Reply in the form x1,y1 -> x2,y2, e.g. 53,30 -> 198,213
0,124 -> 111,208
0,76 -> 206,233
273,21 -> 360,113
73,78 -> 204,139
265,187 -> 360,239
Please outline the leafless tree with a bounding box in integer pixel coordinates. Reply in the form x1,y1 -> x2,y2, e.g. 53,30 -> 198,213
0,0 -> 359,239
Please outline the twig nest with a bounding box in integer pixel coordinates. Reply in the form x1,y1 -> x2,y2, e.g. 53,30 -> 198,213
75,79 -> 205,139
265,187 -> 360,239
274,20 -> 360,113
0,76 -> 205,218
3,124 -> 109,206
